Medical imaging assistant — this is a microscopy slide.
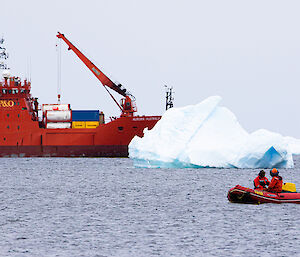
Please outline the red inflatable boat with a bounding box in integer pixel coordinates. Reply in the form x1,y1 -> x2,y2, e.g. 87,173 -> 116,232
228,185 -> 300,204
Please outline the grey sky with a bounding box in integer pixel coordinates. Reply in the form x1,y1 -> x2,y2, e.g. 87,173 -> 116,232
2,0 -> 300,138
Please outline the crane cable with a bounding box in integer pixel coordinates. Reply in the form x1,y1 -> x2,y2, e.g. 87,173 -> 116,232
56,39 -> 62,103
103,85 -> 123,112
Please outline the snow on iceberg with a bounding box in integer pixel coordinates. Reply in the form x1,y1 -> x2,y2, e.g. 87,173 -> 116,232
129,96 -> 294,168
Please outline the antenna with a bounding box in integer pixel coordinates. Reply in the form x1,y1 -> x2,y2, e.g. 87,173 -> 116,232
29,57 -> 31,82
165,85 -> 174,110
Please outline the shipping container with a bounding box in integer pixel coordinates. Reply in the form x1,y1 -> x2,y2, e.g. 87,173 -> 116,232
46,110 -> 72,122
72,121 -> 86,128
46,122 -> 71,129
42,104 -> 70,112
85,121 -> 99,128
72,110 -> 99,121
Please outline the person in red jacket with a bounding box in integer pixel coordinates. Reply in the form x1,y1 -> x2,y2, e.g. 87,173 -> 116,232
253,170 -> 270,190
267,168 -> 283,193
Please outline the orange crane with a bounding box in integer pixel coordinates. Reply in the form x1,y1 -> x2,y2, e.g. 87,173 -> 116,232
56,32 -> 137,117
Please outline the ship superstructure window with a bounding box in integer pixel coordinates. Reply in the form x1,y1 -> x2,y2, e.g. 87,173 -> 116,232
2,89 -> 6,94
8,90 -> 12,94
7,126 -> 9,129
7,114 -> 9,117
17,126 -> 20,130
118,126 -> 124,131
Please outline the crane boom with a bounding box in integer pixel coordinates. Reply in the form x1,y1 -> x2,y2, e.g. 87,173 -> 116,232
57,32 -> 137,116
57,32 -> 127,97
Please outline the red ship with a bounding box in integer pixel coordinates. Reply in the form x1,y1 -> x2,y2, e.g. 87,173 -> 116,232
0,33 -> 161,157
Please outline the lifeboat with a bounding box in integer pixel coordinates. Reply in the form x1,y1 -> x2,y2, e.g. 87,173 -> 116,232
227,185 -> 300,204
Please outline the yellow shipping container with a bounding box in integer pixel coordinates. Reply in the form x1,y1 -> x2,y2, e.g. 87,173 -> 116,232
72,121 -> 86,128
85,121 -> 99,128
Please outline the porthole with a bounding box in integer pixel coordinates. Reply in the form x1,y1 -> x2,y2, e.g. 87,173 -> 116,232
118,126 -> 124,131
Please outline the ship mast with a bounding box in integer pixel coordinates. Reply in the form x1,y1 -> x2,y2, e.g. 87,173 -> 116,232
165,85 -> 174,110
0,37 -> 9,71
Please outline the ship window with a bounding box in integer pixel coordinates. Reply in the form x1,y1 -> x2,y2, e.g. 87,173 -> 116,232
133,126 -> 138,129
2,89 -> 6,94
7,114 -> 9,117
8,90 -> 12,94
17,126 -> 20,130
118,126 -> 124,131
7,126 -> 9,129
3,137 -> 6,141
18,114 -> 20,118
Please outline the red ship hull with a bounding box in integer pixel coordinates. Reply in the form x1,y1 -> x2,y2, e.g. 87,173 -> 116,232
0,82 -> 160,157
0,78 -> 160,158
0,101 -> 160,157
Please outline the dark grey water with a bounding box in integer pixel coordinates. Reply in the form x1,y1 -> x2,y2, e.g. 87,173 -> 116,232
0,157 -> 300,257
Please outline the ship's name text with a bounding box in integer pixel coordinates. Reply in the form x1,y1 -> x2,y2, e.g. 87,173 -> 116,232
0,100 -> 14,107
133,117 -> 161,121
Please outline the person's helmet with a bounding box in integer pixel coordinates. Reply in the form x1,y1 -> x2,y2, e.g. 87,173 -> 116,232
270,168 -> 279,177
259,170 -> 265,177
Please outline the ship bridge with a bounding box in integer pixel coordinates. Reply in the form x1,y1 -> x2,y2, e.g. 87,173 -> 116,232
0,76 -> 31,99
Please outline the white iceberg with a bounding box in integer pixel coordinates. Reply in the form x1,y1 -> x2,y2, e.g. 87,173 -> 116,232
129,96 -> 295,168
284,136 -> 300,155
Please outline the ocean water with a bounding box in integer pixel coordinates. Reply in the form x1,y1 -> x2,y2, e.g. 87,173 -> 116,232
0,156 -> 300,257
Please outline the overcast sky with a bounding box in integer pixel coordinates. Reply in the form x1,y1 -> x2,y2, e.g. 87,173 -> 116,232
2,0 -> 300,138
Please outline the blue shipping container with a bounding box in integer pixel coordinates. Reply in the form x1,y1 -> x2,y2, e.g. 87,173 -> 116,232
72,110 -> 99,121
